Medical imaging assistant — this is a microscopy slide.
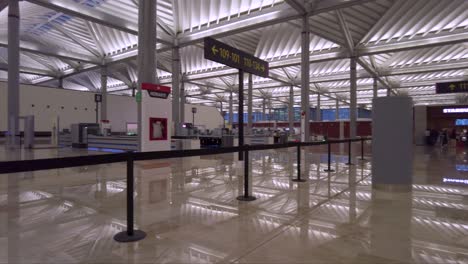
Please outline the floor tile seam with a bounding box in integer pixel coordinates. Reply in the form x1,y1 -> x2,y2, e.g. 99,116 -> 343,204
229,173 -> 371,263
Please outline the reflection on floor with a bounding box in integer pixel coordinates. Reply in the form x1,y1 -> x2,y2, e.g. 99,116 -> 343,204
0,145 -> 467,263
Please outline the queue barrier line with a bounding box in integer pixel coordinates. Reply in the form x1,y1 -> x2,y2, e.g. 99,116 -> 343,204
0,137 -> 372,243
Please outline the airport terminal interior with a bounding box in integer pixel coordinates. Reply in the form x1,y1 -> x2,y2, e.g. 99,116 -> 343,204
0,0 -> 468,263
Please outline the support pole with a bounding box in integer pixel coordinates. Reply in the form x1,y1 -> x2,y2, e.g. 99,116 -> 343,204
359,138 -> 366,160
229,90 -> 233,127
180,78 -> 185,123
238,70 -> 244,161
7,0 -> 20,147
373,77 -> 378,99
262,98 -> 266,121
292,144 -> 306,182
324,141 -> 335,172
346,140 -> 354,165
301,15 -> 310,142
100,65 -> 108,122
335,99 -> 339,120
350,57 -> 357,139
58,77 -> 64,88
247,73 -> 253,135
136,0 -> 157,152
95,102 -> 99,123
237,148 -> 256,201
172,43 -> 180,133
316,93 -> 321,121
289,85 -> 294,134
114,154 -> 146,242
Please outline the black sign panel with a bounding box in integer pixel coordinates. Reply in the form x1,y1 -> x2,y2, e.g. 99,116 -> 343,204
204,37 -> 269,77
94,94 -> 102,103
436,81 -> 468,94
147,90 -> 169,99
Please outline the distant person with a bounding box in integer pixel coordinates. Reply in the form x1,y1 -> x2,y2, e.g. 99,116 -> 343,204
425,129 -> 431,145
441,129 -> 449,148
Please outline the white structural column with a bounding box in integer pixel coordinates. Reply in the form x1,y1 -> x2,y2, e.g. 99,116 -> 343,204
335,99 -> 339,120
8,0 -> 20,147
137,0 -> 156,151
350,57 -> 357,138
100,65 -> 108,121
316,93 -> 321,121
289,85 -> 294,133
229,90 -> 233,126
268,99 -> 272,120
373,77 -> 378,99
301,15 -> 310,142
247,73 -> 253,134
180,78 -> 185,123
172,42 -> 180,132
262,98 -> 266,120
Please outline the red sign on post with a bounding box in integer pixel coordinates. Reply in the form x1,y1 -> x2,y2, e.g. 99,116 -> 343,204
141,83 -> 171,99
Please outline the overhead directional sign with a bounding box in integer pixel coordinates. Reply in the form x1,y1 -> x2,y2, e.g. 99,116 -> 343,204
204,37 -> 269,77
436,81 -> 468,94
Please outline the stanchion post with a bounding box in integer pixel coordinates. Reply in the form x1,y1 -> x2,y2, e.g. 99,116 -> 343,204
346,139 -> 354,165
359,138 -> 365,160
292,144 -> 306,182
237,147 -> 256,201
114,153 -> 147,242
324,141 -> 335,172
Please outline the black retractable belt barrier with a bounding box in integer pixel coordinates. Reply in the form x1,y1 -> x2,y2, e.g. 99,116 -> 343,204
0,138 -> 371,242
346,140 -> 354,165
114,154 -> 147,242
324,141 -> 335,172
292,144 -> 306,182
237,146 -> 256,201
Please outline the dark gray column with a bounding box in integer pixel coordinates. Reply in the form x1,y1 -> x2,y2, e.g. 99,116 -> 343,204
137,0 -> 157,151
247,73 -> 253,134
301,15 -> 310,141
172,43 -> 180,132
350,57 -> 357,138
100,65 -> 108,121
8,0 -> 20,147
289,85 -> 294,133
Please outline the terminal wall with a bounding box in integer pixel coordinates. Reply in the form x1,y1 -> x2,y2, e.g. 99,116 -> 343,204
0,82 -> 224,132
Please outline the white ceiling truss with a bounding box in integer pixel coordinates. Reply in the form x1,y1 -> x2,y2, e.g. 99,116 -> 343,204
0,0 -> 466,110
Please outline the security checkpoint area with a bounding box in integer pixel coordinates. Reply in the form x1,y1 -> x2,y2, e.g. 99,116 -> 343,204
0,0 -> 468,263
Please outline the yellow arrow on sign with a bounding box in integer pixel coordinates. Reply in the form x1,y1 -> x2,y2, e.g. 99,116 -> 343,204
449,84 -> 456,91
211,45 -> 218,55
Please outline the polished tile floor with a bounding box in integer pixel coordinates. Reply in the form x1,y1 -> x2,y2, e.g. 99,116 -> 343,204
0,144 -> 467,263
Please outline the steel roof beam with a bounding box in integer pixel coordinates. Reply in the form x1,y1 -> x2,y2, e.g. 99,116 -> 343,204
0,39 -> 100,64
177,0 -> 374,46
284,0 -> 306,14
0,62 -> 55,77
357,31 -> 468,55
336,10 -> 354,53
25,0 -> 173,45
50,23 -> 101,58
